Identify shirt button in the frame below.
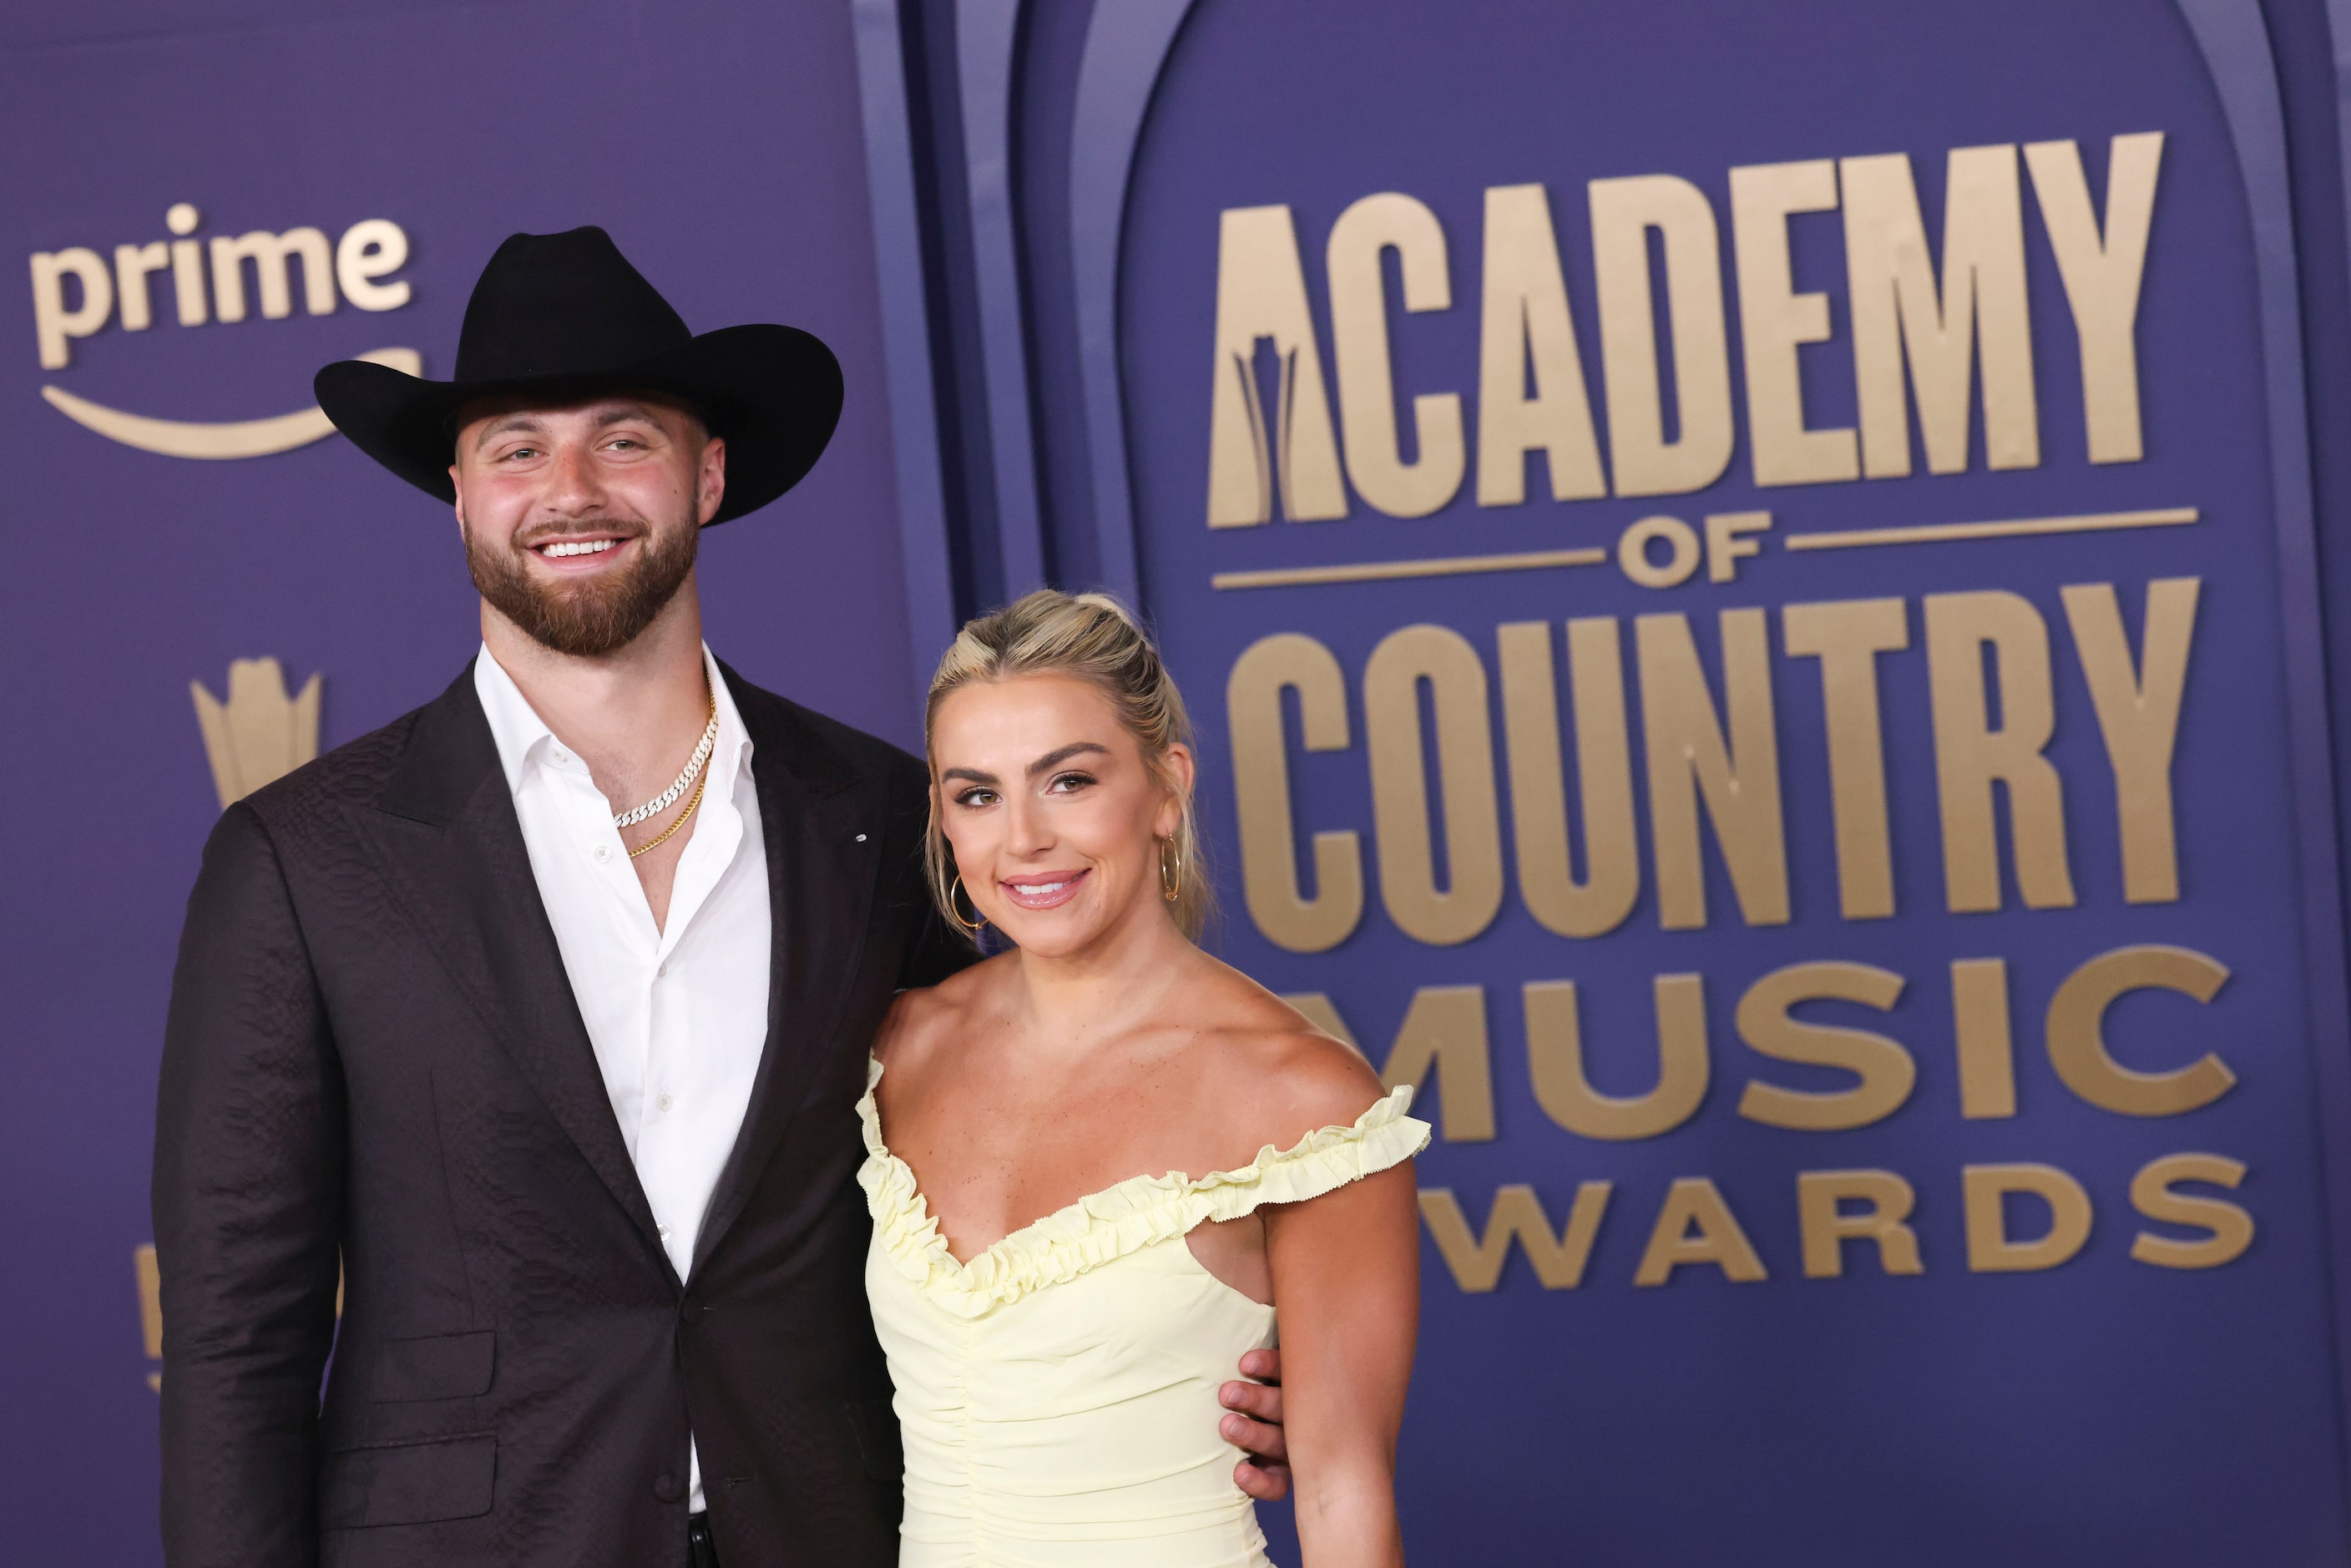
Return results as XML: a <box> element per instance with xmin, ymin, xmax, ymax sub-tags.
<box><xmin>657</xmin><ymin>1094</ymin><xmax>675</xmax><ymax>1113</ymax></box>
<box><xmin>592</xmin><ymin>844</ymin><xmax>611</xmax><ymax>863</ymax></box>
<box><xmin>659</xmin><ymin>1225</ymin><xmax>672</xmax><ymax>1242</ymax></box>
<box><xmin>552</xmin><ymin>748</ymin><xmax>570</xmax><ymax>765</ymax></box>
<box><xmin>657</xmin><ymin>962</ymin><xmax>669</xmax><ymax>978</ymax></box>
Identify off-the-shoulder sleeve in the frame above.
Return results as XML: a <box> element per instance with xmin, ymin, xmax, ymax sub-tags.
<box><xmin>1185</xmin><ymin>1087</ymin><xmax>1429</xmax><ymax>1222</ymax></box>
<box><xmin>857</xmin><ymin>1061</ymin><xmax>1431</xmax><ymax>1318</ymax></box>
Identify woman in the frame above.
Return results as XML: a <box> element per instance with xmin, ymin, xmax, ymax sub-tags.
<box><xmin>862</xmin><ymin>589</ymin><xmax>1426</xmax><ymax>1567</ymax></box>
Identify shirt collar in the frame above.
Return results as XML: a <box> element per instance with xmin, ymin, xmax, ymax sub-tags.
<box><xmin>473</xmin><ymin>643</ymin><xmax>753</xmax><ymax>802</ymax></box>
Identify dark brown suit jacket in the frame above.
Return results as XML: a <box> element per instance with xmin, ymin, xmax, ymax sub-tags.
<box><xmin>153</xmin><ymin>662</ymin><xmax>971</xmax><ymax>1567</ymax></box>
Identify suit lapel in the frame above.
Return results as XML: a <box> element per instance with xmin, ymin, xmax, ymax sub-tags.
<box><xmin>690</xmin><ymin>665</ymin><xmax>882</xmax><ymax>1277</ymax></box>
<box><xmin>362</xmin><ymin>666</ymin><xmax>666</xmax><ymax>1262</ymax></box>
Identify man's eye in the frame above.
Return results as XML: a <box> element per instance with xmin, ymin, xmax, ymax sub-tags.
<box><xmin>503</xmin><ymin>447</ymin><xmax>538</xmax><ymax>461</ymax></box>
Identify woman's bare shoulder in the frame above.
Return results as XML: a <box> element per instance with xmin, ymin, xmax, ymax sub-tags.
<box><xmin>1181</xmin><ymin>958</ymin><xmax>1388</xmax><ymax>1156</ymax></box>
<box><xmin>875</xmin><ymin>950</ymin><xmax>1015</xmax><ymax>1071</ymax></box>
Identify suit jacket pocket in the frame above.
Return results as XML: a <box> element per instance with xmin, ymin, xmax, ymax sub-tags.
<box><xmin>376</xmin><ymin>1330</ymin><xmax>495</xmax><ymax>1401</ymax></box>
<box><xmin>843</xmin><ymin>1398</ymin><xmax>902</xmax><ymax>1484</ymax></box>
<box><xmin>322</xmin><ymin>1433</ymin><xmax>497</xmax><ymax>1528</ymax></box>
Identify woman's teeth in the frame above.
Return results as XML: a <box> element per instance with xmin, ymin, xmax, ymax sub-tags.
<box><xmin>1021</xmin><ymin>879</ymin><xmax>1071</xmax><ymax>894</ymax></box>
<box><xmin>540</xmin><ymin>539</ymin><xmax>615</xmax><ymax>557</ymax></box>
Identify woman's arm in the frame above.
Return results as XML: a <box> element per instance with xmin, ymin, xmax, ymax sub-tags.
<box><xmin>1264</xmin><ymin>1159</ymin><xmax>1420</xmax><ymax>1567</ymax></box>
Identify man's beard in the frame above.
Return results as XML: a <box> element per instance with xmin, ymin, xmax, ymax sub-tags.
<box><xmin>466</xmin><ymin>513</ymin><xmax>700</xmax><ymax>657</ymax></box>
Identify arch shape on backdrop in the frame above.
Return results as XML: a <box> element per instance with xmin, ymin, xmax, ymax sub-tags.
<box><xmin>861</xmin><ymin>0</ymin><xmax>2351</xmax><ymax>1558</ymax></box>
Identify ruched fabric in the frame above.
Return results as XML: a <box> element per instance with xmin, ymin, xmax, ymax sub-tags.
<box><xmin>857</xmin><ymin>1060</ymin><xmax>1429</xmax><ymax>1566</ymax></box>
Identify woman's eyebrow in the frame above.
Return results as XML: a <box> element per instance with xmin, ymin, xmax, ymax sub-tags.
<box><xmin>940</xmin><ymin>766</ymin><xmax>999</xmax><ymax>786</ymax></box>
<box><xmin>1026</xmin><ymin>742</ymin><xmax>1112</xmax><ymax>777</ymax></box>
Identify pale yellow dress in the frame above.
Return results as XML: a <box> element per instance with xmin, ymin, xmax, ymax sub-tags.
<box><xmin>857</xmin><ymin>1060</ymin><xmax>1430</xmax><ymax>1567</ymax></box>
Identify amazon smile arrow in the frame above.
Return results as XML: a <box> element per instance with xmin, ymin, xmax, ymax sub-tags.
<box><xmin>40</xmin><ymin>346</ymin><xmax>420</xmax><ymax>459</ymax></box>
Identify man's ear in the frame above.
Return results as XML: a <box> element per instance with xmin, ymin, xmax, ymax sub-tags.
<box><xmin>699</xmin><ymin>436</ymin><xmax>728</xmax><ymax>525</ymax></box>
<box><xmin>450</xmin><ymin>466</ymin><xmax>467</xmax><ymax>536</ymax></box>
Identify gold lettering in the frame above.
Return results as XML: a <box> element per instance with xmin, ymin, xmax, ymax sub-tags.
<box><xmin>1842</xmin><ymin>145</ymin><xmax>2037</xmax><ymax>477</ymax></box>
<box><xmin>1525</xmin><ymin>974</ymin><xmax>1709</xmax><ymax>1141</ymax></box>
<box><xmin>1588</xmin><ymin>174</ymin><xmax>1734</xmax><ymax>496</ymax></box>
<box><xmin>1950</xmin><ymin>957</ymin><xmax>2018</xmax><ymax>1119</ymax></box>
<box><xmin>1705</xmin><ymin>510</ymin><xmax>1772</xmax><ymax>583</ymax></box>
<box><xmin>1205</xmin><ymin>205</ymin><xmax>1347</xmax><ymax>526</ymax></box>
<box><xmin>1637</xmin><ymin>609</ymin><xmax>1790</xmax><ymax>928</ymax></box>
<box><xmin>1634</xmin><ymin>1177</ymin><xmax>1769</xmax><ymax>1285</ymax></box>
<box><xmin>2061</xmin><ymin>579</ymin><xmax>2198</xmax><ymax>905</ymax></box>
<box><xmin>1497</xmin><ymin>619</ymin><xmax>1638</xmax><ymax>938</ymax></box>
<box><xmin>1304</xmin><ymin>986</ymin><xmax>1496</xmax><ymax>1143</ymax></box>
<box><xmin>1782</xmin><ymin>598</ymin><xmax>1908</xmax><ymax>918</ymax></box>
<box><xmin>1963</xmin><ymin>1162</ymin><xmax>2093</xmax><ymax>1272</ymax></box>
<box><xmin>1365</xmin><ymin>625</ymin><xmax>1504</xmax><ymax>945</ymax></box>
<box><xmin>1418</xmin><ymin>1183</ymin><xmax>1612</xmax><ymax>1291</ymax></box>
<box><xmin>1797</xmin><ymin>1169</ymin><xmax>1924</xmax><ymax>1278</ymax></box>
<box><xmin>2129</xmin><ymin>1153</ymin><xmax>2254</xmax><ymax>1269</ymax></box>
<box><xmin>1226</xmin><ymin>634</ymin><xmax>1363</xmax><ymax>953</ymax></box>
<box><xmin>2045</xmin><ymin>944</ymin><xmax>2234</xmax><ymax>1117</ymax></box>
<box><xmin>1729</xmin><ymin>159</ymin><xmax>1858</xmax><ymax>487</ymax></box>
<box><xmin>135</xmin><ymin>1242</ymin><xmax>163</xmax><ymax>1391</ymax></box>
<box><xmin>1736</xmin><ymin>961</ymin><xmax>1914</xmax><ymax>1131</ymax></box>
<box><xmin>1327</xmin><ymin>193</ymin><xmax>1466</xmax><ymax>518</ymax></box>
<box><xmin>1475</xmin><ymin>184</ymin><xmax>1609</xmax><ymax>506</ymax></box>
<box><xmin>1617</xmin><ymin>513</ymin><xmax>1702</xmax><ymax>589</ymax></box>
<box><xmin>1924</xmin><ymin>590</ymin><xmax>2075</xmax><ymax>912</ymax></box>
<box><xmin>2024</xmin><ymin>133</ymin><xmax>2163</xmax><ymax>464</ymax></box>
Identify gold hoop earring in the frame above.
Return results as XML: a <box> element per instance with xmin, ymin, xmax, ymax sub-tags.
<box><xmin>1160</xmin><ymin>837</ymin><xmax>1182</xmax><ymax>903</ymax></box>
<box><xmin>949</xmin><ymin>875</ymin><xmax>987</xmax><ymax>933</ymax></box>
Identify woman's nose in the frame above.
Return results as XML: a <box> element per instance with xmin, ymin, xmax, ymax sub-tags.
<box><xmin>1003</xmin><ymin>796</ymin><xmax>1054</xmax><ymax>855</ymax></box>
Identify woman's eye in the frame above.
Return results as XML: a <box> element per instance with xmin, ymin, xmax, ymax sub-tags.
<box><xmin>954</xmin><ymin>787</ymin><xmax>999</xmax><ymax>807</ymax></box>
<box><xmin>1046</xmin><ymin>772</ymin><xmax>1095</xmax><ymax>794</ymax></box>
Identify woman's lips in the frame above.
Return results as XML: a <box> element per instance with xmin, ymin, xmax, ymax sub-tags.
<box><xmin>999</xmin><ymin>868</ymin><xmax>1090</xmax><ymax>910</ymax></box>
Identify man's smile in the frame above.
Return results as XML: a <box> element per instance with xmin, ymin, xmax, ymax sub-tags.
<box><xmin>523</xmin><ymin>532</ymin><xmax>638</xmax><ymax>570</ymax></box>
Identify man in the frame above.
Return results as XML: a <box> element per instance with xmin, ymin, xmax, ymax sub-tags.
<box><xmin>153</xmin><ymin>227</ymin><xmax>1289</xmax><ymax>1567</ymax></box>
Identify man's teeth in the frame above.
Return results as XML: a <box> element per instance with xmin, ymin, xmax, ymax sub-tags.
<box><xmin>541</xmin><ymin>539</ymin><xmax>616</xmax><ymax>557</ymax></box>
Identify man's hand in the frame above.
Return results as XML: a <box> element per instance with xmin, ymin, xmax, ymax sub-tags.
<box><xmin>1220</xmin><ymin>1346</ymin><xmax>1290</xmax><ymax>1500</ymax></box>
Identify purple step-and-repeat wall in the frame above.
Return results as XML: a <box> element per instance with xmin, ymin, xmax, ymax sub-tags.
<box><xmin>0</xmin><ymin>3</ymin><xmax>923</xmax><ymax>1562</ymax></box>
<box><xmin>13</xmin><ymin>0</ymin><xmax>2351</xmax><ymax>1562</ymax></box>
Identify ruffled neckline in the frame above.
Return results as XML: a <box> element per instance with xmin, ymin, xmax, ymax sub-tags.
<box><xmin>857</xmin><ymin>1058</ymin><xmax>1428</xmax><ymax>1318</ymax></box>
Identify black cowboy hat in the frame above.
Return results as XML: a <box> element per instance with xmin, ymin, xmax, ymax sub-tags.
<box><xmin>315</xmin><ymin>225</ymin><xmax>842</xmax><ymax>525</ymax></box>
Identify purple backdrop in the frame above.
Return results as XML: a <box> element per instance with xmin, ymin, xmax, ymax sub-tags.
<box><xmin>0</xmin><ymin>3</ymin><xmax>922</xmax><ymax>1560</ymax></box>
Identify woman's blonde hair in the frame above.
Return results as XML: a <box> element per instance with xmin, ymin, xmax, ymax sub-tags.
<box><xmin>924</xmin><ymin>589</ymin><xmax>1211</xmax><ymax>943</ymax></box>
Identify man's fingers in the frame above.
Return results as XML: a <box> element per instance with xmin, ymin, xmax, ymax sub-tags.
<box><xmin>1219</xmin><ymin>1378</ymin><xmax>1282</xmax><ymax>1424</ymax></box>
<box><xmin>1219</xmin><ymin>1410</ymin><xmax>1286</xmax><ymax>1460</ymax></box>
<box><xmin>1234</xmin><ymin>1458</ymin><xmax>1292</xmax><ymax>1502</ymax></box>
<box><xmin>1237</xmin><ymin>1346</ymin><xmax>1282</xmax><ymax>1383</ymax></box>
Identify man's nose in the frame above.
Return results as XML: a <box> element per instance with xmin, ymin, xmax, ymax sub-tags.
<box><xmin>541</xmin><ymin>440</ymin><xmax>608</xmax><ymax>515</ymax></box>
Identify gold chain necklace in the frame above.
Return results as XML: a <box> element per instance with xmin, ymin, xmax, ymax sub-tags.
<box><xmin>614</xmin><ymin>681</ymin><xmax>720</xmax><ymax>828</ymax></box>
<box><xmin>626</xmin><ymin>763</ymin><xmax>708</xmax><ymax>860</ymax></box>
<box><xmin>616</xmin><ymin>677</ymin><xmax>719</xmax><ymax>860</ymax></box>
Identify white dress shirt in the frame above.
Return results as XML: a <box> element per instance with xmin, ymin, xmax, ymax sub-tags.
<box><xmin>474</xmin><ymin>645</ymin><xmax>771</xmax><ymax>1515</ymax></box>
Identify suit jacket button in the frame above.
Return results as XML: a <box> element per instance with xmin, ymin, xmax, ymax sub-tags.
<box><xmin>680</xmin><ymin>1297</ymin><xmax>705</xmax><ymax>1324</ymax></box>
<box><xmin>653</xmin><ymin>1473</ymin><xmax>685</xmax><ymax>1504</ymax></box>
